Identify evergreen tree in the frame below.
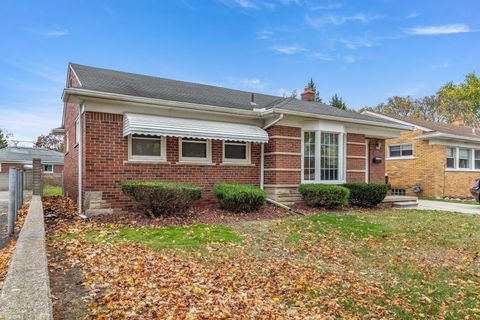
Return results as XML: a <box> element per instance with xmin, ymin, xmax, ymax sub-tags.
<box><xmin>0</xmin><ymin>129</ymin><xmax>10</xmax><ymax>149</ymax></box>
<box><xmin>306</xmin><ymin>78</ymin><xmax>323</xmax><ymax>103</ymax></box>
<box><xmin>330</xmin><ymin>94</ymin><xmax>347</xmax><ymax>110</ymax></box>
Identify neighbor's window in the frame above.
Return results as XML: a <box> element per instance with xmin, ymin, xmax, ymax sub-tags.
<box><xmin>303</xmin><ymin>131</ymin><xmax>316</xmax><ymax>181</ymax></box>
<box><xmin>65</xmin><ymin>132</ymin><xmax>69</xmax><ymax>154</ymax></box>
<box><xmin>43</xmin><ymin>164</ymin><xmax>53</xmax><ymax>173</ymax></box>
<box><xmin>223</xmin><ymin>141</ymin><xmax>250</xmax><ymax>164</ymax></box>
<box><xmin>388</xmin><ymin>144</ymin><xmax>413</xmax><ymax>158</ymax></box>
<box><xmin>459</xmin><ymin>148</ymin><xmax>471</xmax><ymax>169</ymax></box>
<box><xmin>475</xmin><ymin>150</ymin><xmax>480</xmax><ymax>170</ymax></box>
<box><xmin>320</xmin><ymin>132</ymin><xmax>339</xmax><ymax>181</ymax></box>
<box><xmin>446</xmin><ymin>147</ymin><xmax>456</xmax><ymax>169</ymax></box>
<box><xmin>129</xmin><ymin>135</ymin><xmax>166</xmax><ymax>161</ymax></box>
<box><xmin>180</xmin><ymin>138</ymin><xmax>211</xmax><ymax>162</ymax></box>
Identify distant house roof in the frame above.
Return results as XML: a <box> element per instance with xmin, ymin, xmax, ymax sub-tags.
<box><xmin>67</xmin><ymin>63</ymin><xmax>405</xmax><ymax>129</ymax></box>
<box><xmin>0</xmin><ymin>147</ymin><xmax>64</xmax><ymax>165</ymax></box>
<box><xmin>364</xmin><ymin>111</ymin><xmax>480</xmax><ymax>143</ymax></box>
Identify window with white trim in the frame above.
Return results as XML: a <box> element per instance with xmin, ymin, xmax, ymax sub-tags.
<box><xmin>303</xmin><ymin>132</ymin><xmax>316</xmax><ymax>181</ymax></box>
<box><xmin>128</xmin><ymin>135</ymin><xmax>166</xmax><ymax>161</ymax></box>
<box><xmin>320</xmin><ymin>132</ymin><xmax>339</xmax><ymax>181</ymax></box>
<box><xmin>303</xmin><ymin>131</ymin><xmax>344</xmax><ymax>182</ymax></box>
<box><xmin>223</xmin><ymin>141</ymin><xmax>250</xmax><ymax>164</ymax></box>
<box><xmin>180</xmin><ymin>138</ymin><xmax>211</xmax><ymax>162</ymax></box>
<box><xmin>475</xmin><ymin>150</ymin><xmax>480</xmax><ymax>170</ymax></box>
<box><xmin>43</xmin><ymin>164</ymin><xmax>53</xmax><ymax>173</ymax></box>
<box><xmin>388</xmin><ymin>143</ymin><xmax>413</xmax><ymax>158</ymax></box>
<box><xmin>75</xmin><ymin>118</ymin><xmax>80</xmax><ymax>144</ymax></box>
<box><xmin>446</xmin><ymin>147</ymin><xmax>456</xmax><ymax>169</ymax></box>
<box><xmin>459</xmin><ymin>148</ymin><xmax>471</xmax><ymax>169</ymax></box>
<box><xmin>65</xmin><ymin>132</ymin><xmax>69</xmax><ymax>154</ymax></box>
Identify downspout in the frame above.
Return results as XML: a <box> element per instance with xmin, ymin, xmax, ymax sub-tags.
<box><xmin>261</xmin><ymin>114</ymin><xmax>284</xmax><ymax>190</ymax></box>
<box><xmin>77</xmin><ymin>104</ymin><xmax>84</xmax><ymax>213</ymax></box>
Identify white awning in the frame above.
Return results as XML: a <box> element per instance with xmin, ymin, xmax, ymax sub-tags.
<box><xmin>123</xmin><ymin>113</ymin><xmax>269</xmax><ymax>143</ymax></box>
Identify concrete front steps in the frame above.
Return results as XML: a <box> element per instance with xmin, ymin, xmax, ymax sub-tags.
<box><xmin>383</xmin><ymin>195</ymin><xmax>419</xmax><ymax>209</ymax></box>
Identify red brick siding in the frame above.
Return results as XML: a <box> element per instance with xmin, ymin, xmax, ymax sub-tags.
<box><xmin>368</xmin><ymin>138</ymin><xmax>386</xmax><ymax>184</ymax></box>
<box><xmin>0</xmin><ymin>163</ymin><xmax>25</xmax><ymax>172</ymax></box>
<box><xmin>345</xmin><ymin>133</ymin><xmax>367</xmax><ymax>183</ymax></box>
<box><xmin>53</xmin><ymin>165</ymin><xmax>64</xmax><ymax>173</ymax></box>
<box><xmin>264</xmin><ymin>126</ymin><xmax>301</xmax><ymax>185</ymax></box>
<box><xmin>83</xmin><ymin>112</ymin><xmax>261</xmax><ymax>210</ymax></box>
<box><xmin>63</xmin><ymin>103</ymin><xmax>80</xmax><ymax>200</ymax></box>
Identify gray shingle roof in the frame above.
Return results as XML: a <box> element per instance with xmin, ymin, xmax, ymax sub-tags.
<box><xmin>0</xmin><ymin>147</ymin><xmax>63</xmax><ymax>164</ymax></box>
<box><xmin>69</xmin><ymin>63</ymin><xmax>401</xmax><ymax>127</ymax></box>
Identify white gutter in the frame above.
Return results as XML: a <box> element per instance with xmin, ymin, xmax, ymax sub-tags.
<box><xmin>362</xmin><ymin>111</ymin><xmax>430</xmax><ymax>132</ymax></box>
<box><xmin>263</xmin><ymin>113</ymin><xmax>284</xmax><ymax>130</ymax></box>
<box><xmin>416</xmin><ymin>132</ymin><xmax>480</xmax><ymax>143</ymax></box>
<box><xmin>77</xmin><ymin>104</ymin><xmax>84</xmax><ymax>213</ymax></box>
<box><xmin>63</xmin><ymin>88</ymin><xmax>412</xmax><ymax>131</ymax></box>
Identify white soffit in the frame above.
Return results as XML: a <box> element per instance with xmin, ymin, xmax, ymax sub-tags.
<box><xmin>123</xmin><ymin>113</ymin><xmax>269</xmax><ymax>143</ymax></box>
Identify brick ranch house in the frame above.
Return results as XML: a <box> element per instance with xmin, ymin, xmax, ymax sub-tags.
<box><xmin>56</xmin><ymin>63</ymin><xmax>410</xmax><ymax>215</ymax></box>
<box><xmin>364</xmin><ymin>111</ymin><xmax>480</xmax><ymax>199</ymax></box>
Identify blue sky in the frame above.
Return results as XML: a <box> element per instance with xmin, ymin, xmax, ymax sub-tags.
<box><xmin>1</xmin><ymin>0</ymin><xmax>479</xmax><ymax>144</ymax></box>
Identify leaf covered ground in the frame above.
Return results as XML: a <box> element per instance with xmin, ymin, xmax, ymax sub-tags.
<box><xmin>45</xmin><ymin>197</ymin><xmax>480</xmax><ymax>319</ymax></box>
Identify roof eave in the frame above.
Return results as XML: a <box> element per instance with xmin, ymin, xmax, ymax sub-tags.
<box><xmin>417</xmin><ymin>132</ymin><xmax>480</xmax><ymax>143</ymax></box>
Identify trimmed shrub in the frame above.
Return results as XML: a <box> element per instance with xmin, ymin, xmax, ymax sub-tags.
<box><xmin>213</xmin><ymin>183</ymin><xmax>267</xmax><ymax>212</ymax></box>
<box><xmin>121</xmin><ymin>181</ymin><xmax>203</xmax><ymax>217</ymax></box>
<box><xmin>298</xmin><ymin>184</ymin><xmax>350</xmax><ymax>208</ymax></box>
<box><xmin>344</xmin><ymin>183</ymin><xmax>389</xmax><ymax>207</ymax></box>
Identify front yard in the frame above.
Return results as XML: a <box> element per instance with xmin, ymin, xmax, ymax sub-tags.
<box><xmin>46</xmin><ymin>200</ymin><xmax>480</xmax><ymax>319</ymax></box>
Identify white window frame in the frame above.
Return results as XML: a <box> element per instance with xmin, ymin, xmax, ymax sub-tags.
<box><xmin>445</xmin><ymin>146</ymin><xmax>480</xmax><ymax>172</ymax></box>
<box><xmin>387</xmin><ymin>143</ymin><xmax>414</xmax><ymax>160</ymax></box>
<box><xmin>179</xmin><ymin>138</ymin><xmax>212</xmax><ymax>163</ymax></box>
<box><xmin>43</xmin><ymin>164</ymin><xmax>54</xmax><ymax>173</ymax></box>
<box><xmin>65</xmin><ymin>131</ymin><xmax>69</xmax><ymax>154</ymax></box>
<box><xmin>222</xmin><ymin>141</ymin><xmax>251</xmax><ymax>164</ymax></box>
<box><xmin>128</xmin><ymin>135</ymin><xmax>166</xmax><ymax>162</ymax></box>
<box><xmin>446</xmin><ymin>146</ymin><xmax>456</xmax><ymax>169</ymax></box>
<box><xmin>301</xmin><ymin>130</ymin><xmax>345</xmax><ymax>184</ymax></box>
<box><xmin>75</xmin><ymin>117</ymin><xmax>80</xmax><ymax>145</ymax></box>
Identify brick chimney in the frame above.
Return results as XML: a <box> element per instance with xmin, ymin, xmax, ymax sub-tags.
<box><xmin>301</xmin><ymin>87</ymin><xmax>315</xmax><ymax>102</ymax></box>
<box><xmin>453</xmin><ymin>115</ymin><xmax>464</xmax><ymax>126</ymax></box>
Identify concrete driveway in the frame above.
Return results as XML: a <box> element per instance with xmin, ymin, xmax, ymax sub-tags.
<box><xmin>417</xmin><ymin>199</ymin><xmax>480</xmax><ymax>215</ymax></box>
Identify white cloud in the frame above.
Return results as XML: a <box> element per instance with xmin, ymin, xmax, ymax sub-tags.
<box><xmin>306</xmin><ymin>12</ymin><xmax>383</xmax><ymax>28</ymax></box>
<box><xmin>234</xmin><ymin>0</ymin><xmax>257</xmax><ymax>8</ymax></box>
<box><xmin>406</xmin><ymin>12</ymin><xmax>419</xmax><ymax>19</ymax></box>
<box><xmin>308</xmin><ymin>2</ymin><xmax>342</xmax><ymax>10</ymax></box>
<box><xmin>272</xmin><ymin>45</ymin><xmax>306</xmax><ymax>54</ymax></box>
<box><xmin>311</xmin><ymin>52</ymin><xmax>334</xmax><ymax>61</ymax></box>
<box><xmin>430</xmin><ymin>63</ymin><xmax>449</xmax><ymax>69</ymax></box>
<box><xmin>240</xmin><ymin>78</ymin><xmax>267</xmax><ymax>89</ymax></box>
<box><xmin>278</xmin><ymin>0</ymin><xmax>300</xmax><ymax>5</ymax></box>
<box><xmin>340</xmin><ymin>38</ymin><xmax>374</xmax><ymax>50</ymax></box>
<box><xmin>406</xmin><ymin>24</ymin><xmax>471</xmax><ymax>35</ymax></box>
<box><xmin>219</xmin><ymin>0</ymin><xmax>276</xmax><ymax>9</ymax></box>
<box><xmin>257</xmin><ymin>30</ymin><xmax>273</xmax><ymax>39</ymax></box>
<box><xmin>344</xmin><ymin>55</ymin><xmax>356</xmax><ymax>63</ymax></box>
<box><xmin>38</xmin><ymin>27</ymin><xmax>69</xmax><ymax>37</ymax></box>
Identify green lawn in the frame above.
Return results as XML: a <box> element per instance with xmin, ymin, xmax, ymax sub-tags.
<box><xmin>43</xmin><ymin>186</ymin><xmax>63</xmax><ymax>196</ymax></box>
<box><xmin>50</xmin><ymin>209</ymin><xmax>480</xmax><ymax>319</ymax></box>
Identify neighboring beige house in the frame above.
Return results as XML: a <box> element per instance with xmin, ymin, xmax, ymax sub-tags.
<box><xmin>364</xmin><ymin>111</ymin><xmax>480</xmax><ymax>199</ymax></box>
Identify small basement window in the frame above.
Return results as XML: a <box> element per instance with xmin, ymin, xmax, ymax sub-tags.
<box><xmin>388</xmin><ymin>144</ymin><xmax>413</xmax><ymax>158</ymax></box>
<box><xmin>128</xmin><ymin>135</ymin><xmax>166</xmax><ymax>161</ymax></box>
<box><xmin>180</xmin><ymin>138</ymin><xmax>211</xmax><ymax>163</ymax></box>
<box><xmin>223</xmin><ymin>141</ymin><xmax>250</xmax><ymax>164</ymax></box>
<box><xmin>391</xmin><ymin>188</ymin><xmax>406</xmax><ymax>196</ymax></box>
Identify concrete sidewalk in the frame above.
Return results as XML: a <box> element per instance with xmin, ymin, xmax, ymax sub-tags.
<box><xmin>417</xmin><ymin>200</ymin><xmax>480</xmax><ymax>215</ymax></box>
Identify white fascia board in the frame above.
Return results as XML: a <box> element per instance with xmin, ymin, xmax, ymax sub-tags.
<box><xmin>418</xmin><ymin>132</ymin><xmax>480</xmax><ymax>144</ymax></box>
<box><xmin>267</xmin><ymin>108</ymin><xmax>412</xmax><ymax>131</ymax></box>
<box><xmin>362</xmin><ymin>111</ymin><xmax>430</xmax><ymax>131</ymax></box>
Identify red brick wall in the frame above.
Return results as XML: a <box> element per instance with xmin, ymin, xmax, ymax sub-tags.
<box><xmin>53</xmin><ymin>165</ymin><xmax>64</xmax><ymax>173</ymax></box>
<box><xmin>368</xmin><ymin>138</ymin><xmax>386</xmax><ymax>184</ymax></box>
<box><xmin>0</xmin><ymin>163</ymin><xmax>25</xmax><ymax>172</ymax></box>
<box><xmin>63</xmin><ymin>102</ymin><xmax>80</xmax><ymax>200</ymax></box>
<box><xmin>83</xmin><ymin>112</ymin><xmax>261</xmax><ymax>210</ymax></box>
<box><xmin>264</xmin><ymin>126</ymin><xmax>302</xmax><ymax>186</ymax></box>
